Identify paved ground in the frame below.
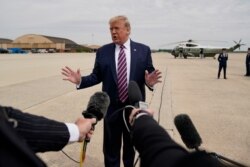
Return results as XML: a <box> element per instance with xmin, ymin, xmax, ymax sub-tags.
<box><xmin>0</xmin><ymin>52</ymin><xmax>249</xmax><ymax>166</ymax></box>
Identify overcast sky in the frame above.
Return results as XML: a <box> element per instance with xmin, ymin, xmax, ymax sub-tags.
<box><xmin>1</xmin><ymin>0</ymin><xmax>250</xmax><ymax>50</ymax></box>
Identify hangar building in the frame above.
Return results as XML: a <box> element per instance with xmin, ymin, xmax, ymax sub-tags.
<box><xmin>0</xmin><ymin>38</ymin><xmax>13</xmax><ymax>49</ymax></box>
<box><xmin>0</xmin><ymin>34</ymin><xmax>88</xmax><ymax>52</ymax></box>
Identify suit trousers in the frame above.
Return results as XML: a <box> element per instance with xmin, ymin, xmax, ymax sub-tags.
<box><xmin>218</xmin><ymin>65</ymin><xmax>227</xmax><ymax>78</ymax></box>
<box><xmin>246</xmin><ymin>63</ymin><xmax>250</xmax><ymax>76</ymax></box>
<box><xmin>103</xmin><ymin>101</ymin><xmax>135</xmax><ymax>167</ymax></box>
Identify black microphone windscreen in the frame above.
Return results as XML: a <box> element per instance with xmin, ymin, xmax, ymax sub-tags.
<box><xmin>83</xmin><ymin>92</ymin><xmax>110</xmax><ymax>121</ymax></box>
<box><xmin>174</xmin><ymin>114</ymin><xmax>202</xmax><ymax>149</ymax></box>
<box><xmin>128</xmin><ymin>81</ymin><xmax>143</xmax><ymax>106</ymax></box>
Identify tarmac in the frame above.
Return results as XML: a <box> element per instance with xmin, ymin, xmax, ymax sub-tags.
<box><xmin>0</xmin><ymin>52</ymin><xmax>249</xmax><ymax>166</ymax></box>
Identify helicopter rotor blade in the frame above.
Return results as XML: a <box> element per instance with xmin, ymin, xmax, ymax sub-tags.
<box><xmin>197</xmin><ymin>40</ymin><xmax>228</xmax><ymax>43</ymax></box>
<box><xmin>160</xmin><ymin>40</ymin><xmax>190</xmax><ymax>46</ymax></box>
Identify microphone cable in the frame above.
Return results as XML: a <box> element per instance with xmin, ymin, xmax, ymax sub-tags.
<box><xmin>61</xmin><ymin>150</ymin><xmax>80</xmax><ymax>164</ymax></box>
<box><xmin>122</xmin><ymin>105</ymin><xmax>136</xmax><ymax>133</ymax></box>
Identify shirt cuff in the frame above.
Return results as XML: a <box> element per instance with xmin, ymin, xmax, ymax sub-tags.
<box><xmin>65</xmin><ymin>123</ymin><xmax>80</xmax><ymax>143</ymax></box>
<box><xmin>136</xmin><ymin>112</ymin><xmax>149</xmax><ymax>119</ymax></box>
<box><xmin>146</xmin><ymin>82</ymin><xmax>154</xmax><ymax>90</ymax></box>
<box><xmin>76</xmin><ymin>78</ymin><xmax>82</xmax><ymax>89</ymax></box>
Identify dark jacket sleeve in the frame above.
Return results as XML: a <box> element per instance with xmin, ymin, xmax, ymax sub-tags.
<box><xmin>146</xmin><ymin>45</ymin><xmax>155</xmax><ymax>74</ymax></box>
<box><xmin>3</xmin><ymin>106</ymin><xmax>70</xmax><ymax>153</ymax></box>
<box><xmin>132</xmin><ymin>115</ymin><xmax>228</xmax><ymax>167</ymax></box>
<box><xmin>79</xmin><ymin>49</ymin><xmax>102</xmax><ymax>89</ymax></box>
<box><xmin>145</xmin><ymin>46</ymin><xmax>155</xmax><ymax>91</ymax></box>
<box><xmin>218</xmin><ymin>54</ymin><xmax>222</xmax><ymax>62</ymax></box>
<box><xmin>131</xmin><ymin>115</ymin><xmax>188</xmax><ymax>167</ymax></box>
<box><xmin>246</xmin><ymin>54</ymin><xmax>250</xmax><ymax>64</ymax></box>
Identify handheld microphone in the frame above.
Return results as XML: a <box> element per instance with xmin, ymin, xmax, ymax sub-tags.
<box><xmin>82</xmin><ymin>91</ymin><xmax>110</xmax><ymax>142</ymax></box>
<box><xmin>174</xmin><ymin>114</ymin><xmax>202</xmax><ymax>150</ymax></box>
<box><xmin>120</xmin><ymin>81</ymin><xmax>149</xmax><ymax>133</ymax></box>
<box><xmin>82</xmin><ymin>91</ymin><xmax>110</xmax><ymax>121</ymax></box>
<box><xmin>108</xmin><ymin>81</ymin><xmax>144</xmax><ymax>121</ymax></box>
<box><xmin>80</xmin><ymin>92</ymin><xmax>110</xmax><ymax>166</ymax></box>
<box><xmin>174</xmin><ymin>114</ymin><xmax>248</xmax><ymax>167</ymax></box>
<box><xmin>128</xmin><ymin>81</ymin><xmax>148</xmax><ymax>109</ymax></box>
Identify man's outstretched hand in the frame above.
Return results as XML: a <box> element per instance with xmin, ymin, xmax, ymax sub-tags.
<box><xmin>61</xmin><ymin>66</ymin><xmax>81</xmax><ymax>85</ymax></box>
<box><xmin>145</xmin><ymin>69</ymin><xmax>162</xmax><ymax>87</ymax></box>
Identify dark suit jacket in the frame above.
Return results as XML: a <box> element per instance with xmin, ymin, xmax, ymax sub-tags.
<box><xmin>78</xmin><ymin>40</ymin><xmax>155</xmax><ymax>116</ymax></box>
<box><xmin>246</xmin><ymin>53</ymin><xmax>250</xmax><ymax>64</ymax></box>
<box><xmin>218</xmin><ymin>53</ymin><xmax>228</xmax><ymax>66</ymax></box>
<box><xmin>132</xmin><ymin>115</ymin><xmax>224</xmax><ymax>167</ymax></box>
<box><xmin>0</xmin><ymin>106</ymin><xmax>70</xmax><ymax>153</ymax></box>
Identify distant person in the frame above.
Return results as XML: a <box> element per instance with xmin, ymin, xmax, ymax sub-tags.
<box><xmin>200</xmin><ymin>48</ymin><xmax>204</xmax><ymax>59</ymax></box>
<box><xmin>61</xmin><ymin>15</ymin><xmax>162</xmax><ymax>167</ymax></box>
<box><xmin>245</xmin><ymin>48</ymin><xmax>250</xmax><ymax>76</ymax></box>
<box><xmin>0</xmin><ymin>105</ymin><xmax>95</xmax><ymax>167</ymax></box>
<box><xmin>217</xmin><ymin>48</ymin><xmax>228</xmax><ymax>79</ymax></box>
<box><xmin>179</xmin><ymin>48</ymin><xmax>183</xmax><ymax>58</ymax></box>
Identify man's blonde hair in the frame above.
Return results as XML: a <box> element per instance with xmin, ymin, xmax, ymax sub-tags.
<box><xmin>109</xmin><ymin>15</ymin><xmax>131</xmax><ymax>31</ymax></box>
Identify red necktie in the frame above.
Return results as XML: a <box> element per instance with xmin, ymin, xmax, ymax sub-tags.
<box><xmin>117</xmin><ymin>45</ymin><xmax>128</xmax><ymax>102</ymax></box>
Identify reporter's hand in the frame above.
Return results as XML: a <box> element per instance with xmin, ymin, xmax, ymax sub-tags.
<box><xmin>61</xmin><ymin>66</ymin><xmax>81</xmax><ymax>85</ymax></box>
<box><xmin>129</xmin><ymin>109</ymin><xmax>155</xmax><ymax>125</ymax></box>
<box><xmin>75</xmin><ymin>117</ymin><xmax>96</xmax><ymax>142</ymax></box>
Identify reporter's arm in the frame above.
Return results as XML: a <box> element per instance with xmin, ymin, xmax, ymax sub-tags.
<box><xmin>5</xmin><ymin>106</ymin><xmax>96</xmax><ymax>152</ymax></box>
<box><xmin>132</xmin><ymin>114</ymin><xmax>188</xmax><ymax>167</ymax></box>
<box><xmin>131</xmin><ymin>111</ymin><xmax>227</xmax><ymax>167</ymax></box>
<box><xmin>5</xmin><ymin>106</ymin><xmax>70</xmax><ymax>153</ymax></box>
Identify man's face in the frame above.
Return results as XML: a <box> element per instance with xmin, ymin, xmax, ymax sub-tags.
<box><xmin>110</xmin><ymin>20</ymin><xmax>130</xmax><ymax>45</ymax></box>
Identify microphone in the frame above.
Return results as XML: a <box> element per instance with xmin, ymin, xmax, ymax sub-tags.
<box><xmin>82</xmin><ymin>91</ymin><xmax>110</xmax><ymax>142</ymax></box>
<box><xmin>174</xmin><ymin>114</ymin><xmax>248</xmax><ymax>167</ymax></box>
<box><xmin>108</xmin><ymin>81</ymin><xmax>144</xmax><ymax>121</ymax></box>
<box><xmin>128</xmin><ymin>81</ymin><xmax>148</xmax><ymax>109</ymax></box>
<box><xmin>174</xmin><ymin>114</ymin><xmax>202</xmax><ymax>150</ymax></box>
<box><xmin>80</xmin><ymin>92</ymin><xmax>110</xmax><ymax>166</ymax></box>
<box><xmin>82</xmin><ymin>91</ymin><xmax>110</xmax><ymax>121</ymax></box>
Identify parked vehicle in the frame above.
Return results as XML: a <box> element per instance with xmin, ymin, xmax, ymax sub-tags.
<box><xmin>0</xmin><ymin>48</ymin><xmax>9</xmax><ymax>53</ymax></box>
<box><xmin>8</xmin><ymin>48</ymin><xmax>27</xmax><ymax>54</ymax></box>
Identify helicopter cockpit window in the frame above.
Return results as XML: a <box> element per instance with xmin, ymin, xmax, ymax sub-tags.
<box><xmin>186</xmin><ymin>44</ymin><xmax>197</xmax><ymax>47</ymax></box>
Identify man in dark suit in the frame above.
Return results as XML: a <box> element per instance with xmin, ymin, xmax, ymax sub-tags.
<box><xmin>200</xmin><ymin>48</ymin><xmax>204</xmax><ymax>59</ymax></box>
<box><xmin>62</xmin><ymin>15</ymin><xmax>161</xmax><ymax>167</ymax></box>
<box><xmin>217</xmin><ymin>48</ymin><xmax>228</xmax><ymax>79</ymax></box>
<box><xmin>245</xmin><ymin>48</ymin><xmax>250</xmax><ymax>76</ymax></box>
<box><xmin>0</xmin><ymin>105</ymin><xmax>95</xmax><ymax>166</ymax></box>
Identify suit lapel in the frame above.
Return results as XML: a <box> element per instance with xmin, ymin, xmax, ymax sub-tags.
<box><xmin>130</xmin><ymin>41</ymin><xmax>137</xmax><ymax>80</ymax></box>
<box><xmin>110</xmin><ymin>44</ymin><xmax>117</xmax><ymax>84</ymax></box>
